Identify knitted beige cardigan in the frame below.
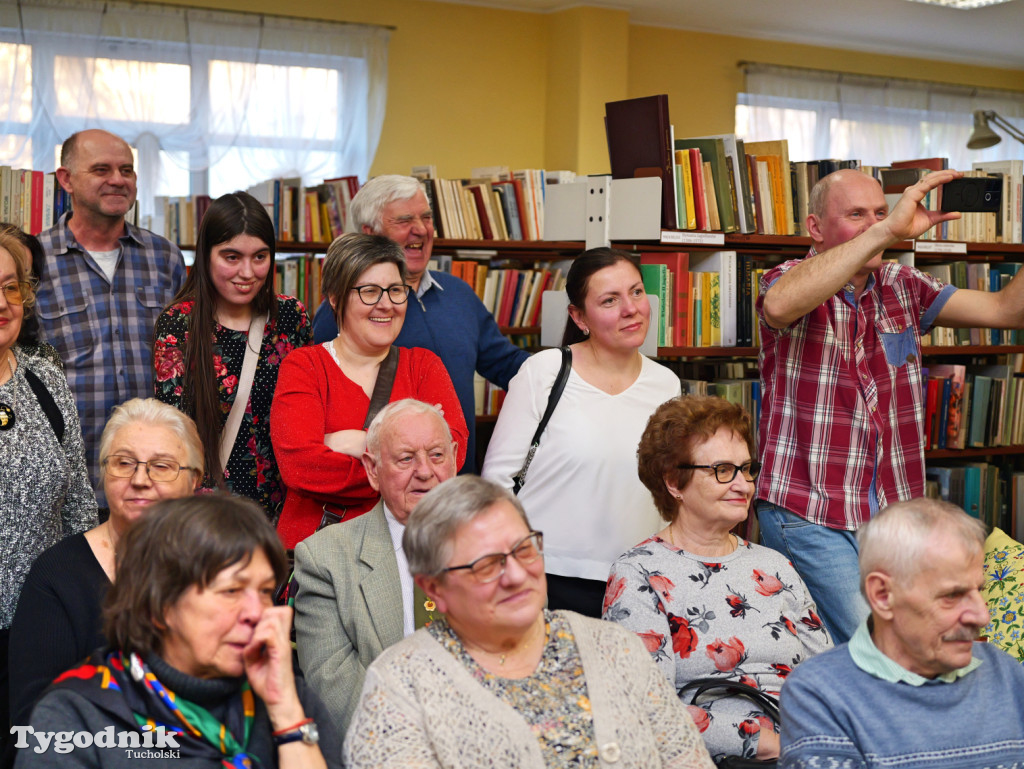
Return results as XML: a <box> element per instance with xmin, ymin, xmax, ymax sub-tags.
<box><xmin>343</xmin><ymin>611</ymin><xmax>716</xmax><ymax>768</ymax></box>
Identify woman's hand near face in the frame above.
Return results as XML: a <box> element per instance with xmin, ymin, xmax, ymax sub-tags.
<box><xmin>323</xmin><ymin>428</ymin><xmax>367</xmax><ymax>458</ymax></box>
<box><xmin>243</xmin><ymin>605</ymin><xmax>302</xmax><ymax>723</ymax></box>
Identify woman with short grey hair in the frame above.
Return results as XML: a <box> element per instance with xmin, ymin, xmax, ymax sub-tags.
<box><xmin>344</xmin><ymin>475</ymin><xmax>715</xmax><ymax>769</ymax></box>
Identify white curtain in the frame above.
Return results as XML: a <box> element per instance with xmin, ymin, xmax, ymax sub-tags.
<box><xmin>737</xmin><ymin>63</ymin><xmax>1024</xmax><ymax>169</ymax></box>
<box><xmin>0</xmin><ymin>0</ymin><xmax>390</xmax><ymax>219</ymax></box>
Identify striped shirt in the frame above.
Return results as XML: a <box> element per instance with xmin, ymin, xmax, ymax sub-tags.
<box><xmin>35</xmin><ymin>212</ymin><xmax>186</xmax><ymax>502</ymax></box>
<box><xmin>755</xmin><ymin>250</ymin><xmax>956</xmax><ymax>531</ymax></box>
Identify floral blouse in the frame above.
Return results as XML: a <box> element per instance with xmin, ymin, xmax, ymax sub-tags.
<box><xmin>603</xmin><ymin>536</ymin><xmax>832</xmax><ymax>761</ymax></box>
<box><xmin>153</xmin><ymin>296</ymin><xmax>310</xmax><ymax>523</ymax></box>
<box><xmin>429</xmin><ymin>611</ymin><xmax>599</xmax><ymax>768</ymax></box>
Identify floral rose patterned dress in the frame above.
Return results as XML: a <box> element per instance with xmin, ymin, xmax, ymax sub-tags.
<box><xmin>153</xmin><ymin>296</ymin><xmax>310</xmax><ymax>523</ymax></box>
<box><xmin>603</xmin><ymin>535</ymin><xmax>832</xmax><ymax>761</ymax></box>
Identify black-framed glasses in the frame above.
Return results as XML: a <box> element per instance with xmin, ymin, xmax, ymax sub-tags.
<box><xmin>351</xmin><ymin>284</ymin><xmax>411</xmax><ymax>305</ymax></box>
<box><xmin>677</xmin><ymin>461</ymin><xmax>762</xmax><ymax>484</ymax></box>
<box><xmin>442</xmin><ymin>531</ymin><xmax>544</xmax><ymax>584</ymax></box>
<box><xmin>0</xmin><ymin>280</ymin><xmax>33</xmax><ymax>306</ymax></box>
<box><xmin>102</xmin><ymin>455</ymin><xmax>197</xmax><ymax>483</ymax></box>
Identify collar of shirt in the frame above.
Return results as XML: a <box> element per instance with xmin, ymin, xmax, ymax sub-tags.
<box><xmin>849</xmin><ymin>617</ymin><xmax>982</xmax><ymax>685</ymax></box>
<box><xmin>56</xmin><ymin>211</ymin><xmax>143</xmax><ymax>255</ymax></box>
<box><xmin>415</xmin><ymin>269</ymin><xmax>444</xmax><ymax>300</ymax></box>
<box><xmin>382</xmin><ymin>502</ymin><xmax>405</xmax><ymax>552</ymax></box>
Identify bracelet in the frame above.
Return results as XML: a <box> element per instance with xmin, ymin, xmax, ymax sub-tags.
<box><xmin>272</xmin><ymin>717</ymin><xmax>313</xmax><ymax>737</ymax></box>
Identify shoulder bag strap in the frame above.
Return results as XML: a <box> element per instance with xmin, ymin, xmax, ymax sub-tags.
<box><xmin>24</xmin><ymin>367</ymin><xmax>65</xmax><ymax>443</ymax></box>
<box><xmin>512</xmin><ymin>346</ymin><xmax>572</xmax><ymax>495</ymax></box>
<box><xmin>678</xmin><ymin>676</ymin><xmax>780</xmax><ymax>725</ymax></box>
<box><xmin>219</xmin><ymin>314</ymin><xmax>267</xmax><ymax>472</ymax></box>
<box><xmin>362</xmin><ymin>346</ymin><xmax>400</xmax><ymax>430</ymax></box>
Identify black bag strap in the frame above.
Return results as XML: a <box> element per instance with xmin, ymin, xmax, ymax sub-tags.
<box><xmin>512</xmin><ymin>346</ymin><xmax>572</xmax><ymax>495</ymax></box>
<box><xmin>362</xmin><ymin>346</ymin><xmax>400</xmax><ymax>430</ymax></box>
<box><xmin>24</xmin><ymin>368</ymin><xmax>65</xmax><ymax>443</ymax></box>
<box><xmin>678</xmin><ymin>677</ymin><xmax>780</xmax><ymax>725</ymax></box>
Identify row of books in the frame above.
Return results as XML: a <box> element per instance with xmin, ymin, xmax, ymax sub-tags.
<box><xmin>0</xmin><ymin>166</ymin><xmax>71</xmax><ymax>235</ymax></box>
<box><xmin>433</xmin><ymin>251</ymin><xmax>567</xmax><ymax>329</ymax></box>
<box><xmin>412</xmin><ymin>165</ymin><xmax>576</xmax><ymax>242</ymax></box>
<box><xmin>638</xmin><ymin>251</ymin><xmax>766</xmax><ymax>349</ymax></box>
<box><xmin>155</xmin><ymin>176</ymin><xmax>362</xmax><ymax>246</ymax></box>
<box><xmin>603</xmin><ymin>93</ymin><xmax>1024</xmax><ymax>244</ymax></box>
<box><xmin>473</xmin><ymin>373</ymin><xmax>506</xmax><ymax>417</ymax></box>
<box><xmin>271</xmin><ymin>254</ymin><xmax>324</xmax><ymax>312</ymax></box>
<box><xmin>919</xmin><ymin>261</ymin><xmax>1023</xmax><ymax>346</ymax></box>
<box><xmin>925</xmin><ymin>461</ymin><xmax>1006</xmax><ymax>530</ymax></box>
<box><xmin>922</xmin><ymin>358</ymin><xmax>1024</xmax><ymax>452</ymax></box>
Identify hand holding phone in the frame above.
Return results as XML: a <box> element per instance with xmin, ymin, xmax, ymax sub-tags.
<box><xmin>940</xmin><ymin>177</ymin><xmax>1002</xmax><ymax>213</ymax></box>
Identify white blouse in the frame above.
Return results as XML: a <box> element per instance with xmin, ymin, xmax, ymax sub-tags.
<box><xmin>482</xmin><ymin>348</ymin><xmax>681</xmax><ymax>581</ymax></box>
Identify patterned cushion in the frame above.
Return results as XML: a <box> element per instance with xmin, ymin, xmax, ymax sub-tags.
<box><xmin>982</xmin><ymin>527</ymin><xmax>1024</xmax><ymax>663</ymax></box>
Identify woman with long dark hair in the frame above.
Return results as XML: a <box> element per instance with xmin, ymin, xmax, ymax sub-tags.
<box><xmin>482</xmin><ymin>248</ymin><xmax>681</xmax><ymax>618</ymax></box>
<box><xmin>153</xmin><ymin>191</ymin><xmax>310</xmax><ymax>522</ymax></box>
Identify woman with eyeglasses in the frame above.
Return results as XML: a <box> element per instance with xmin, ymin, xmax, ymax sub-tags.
<box><xmin>0</xmin><ymin>228</ymin><xmax>96</xmax><ymax>757</ymax></box>
<box><xmin>602</xmin><ymin>396</ymin><xmax>832</xmax><ymax>763</ymax></box>
<box><xmin>344</xmin><ymin>475</ymin><xmax>715</xmax><ymax>769</ymax></box>
<box><xmin>8</xmin><ymin>397</ymin><xmax>202</xmax><ymax>732</ymax></box>
<box><xmin>153</xmin><ymin>191</ymin><xmax>310</xmax><ymax>524</ymax></box>
<box><xmin>271</xmin><ymin>233</ymin><xmax>467</xmax><ymax>549</ymax></box>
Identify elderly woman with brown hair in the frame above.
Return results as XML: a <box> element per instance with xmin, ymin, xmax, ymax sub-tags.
<box><xmin>15</xmin><ymin>494</ymin><xmax>340</xmax><ymax>769</ymax></box>
<box><xmin>344</xmin><ymin>475</ymin><xmax>715</xmax><ymax>769</ymax></box>
<box><xmin>602</xmin><ymin>396</ymin><xmax>831</xmax><ymax>763</ymax></box>
<box><xmin>271</xmin><ymin>233</ymin><xmax>467</xmax><ymax>549</ymax></box>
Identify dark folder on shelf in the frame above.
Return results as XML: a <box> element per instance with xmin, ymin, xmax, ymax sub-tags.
<box><xmin>605</xmin><ymin>94</ymin><xmax>677</xmax><ymax>231</ymax></box>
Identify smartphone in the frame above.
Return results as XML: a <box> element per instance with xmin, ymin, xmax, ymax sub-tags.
<box><xmin>940</xmin><ymin>177</ymin><xmax>1002</xmax><ymax>213</ymax></box>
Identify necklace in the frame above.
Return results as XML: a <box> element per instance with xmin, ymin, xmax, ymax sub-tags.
<box><xmin>466</xmin><ymin>616</ymin><xmax>546</xmax><ymax>666</ymax></box>
<box><xmin>0</xmin><ymin>352</ymin><xmax>16</xmax><ymax>430</ymax></box>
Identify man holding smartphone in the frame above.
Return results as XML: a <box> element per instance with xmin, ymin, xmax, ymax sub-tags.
<box><xmin>755</xmin><ymin>168</ymin><xmax>1024</xmax><ymax>645</ymax></box>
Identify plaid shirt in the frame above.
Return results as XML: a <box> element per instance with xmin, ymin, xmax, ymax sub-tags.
<box><xmin>35</xmin><ymin>213</ymin><xmax>186</xmax><ymax>501</ymax></box>
<box><xmin>756</xmin><ymin>250</ymin><xmax>956</xmax><ymax>531</ymax></box>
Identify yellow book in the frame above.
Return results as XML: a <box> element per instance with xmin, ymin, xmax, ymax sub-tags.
<box><xmin>675</xmin><ymin>150</ymin><xmax>697</xmax><ymax>230</ymax></box>
<box><xmin>701</xmin><ymin>271</ymin><xmax>712</xmax><ymax>347</ymax></box>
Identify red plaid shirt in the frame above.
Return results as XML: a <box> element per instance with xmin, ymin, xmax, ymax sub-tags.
<box><xmin>756</xmin><ymin>250</ymin><xmax>956</xmax><ymax>530</ymax></box>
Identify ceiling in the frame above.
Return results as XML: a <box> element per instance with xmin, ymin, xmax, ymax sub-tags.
<box><xmin>443</xmin><ymin>0</ymin><xmax>1024</xmax><ymax>70</ymax></box>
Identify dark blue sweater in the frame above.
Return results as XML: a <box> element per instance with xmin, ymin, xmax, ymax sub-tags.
<box><xmin>780</xmin><ymin>640</ymin><xmax>1024</xmax><ymax>768</ymax></box>
<box><xmin>313</xmin><ymin>271</ymin><xmax>529</xmax><ymax>471</ymax></box>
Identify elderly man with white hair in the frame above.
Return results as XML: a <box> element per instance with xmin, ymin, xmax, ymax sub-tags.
<box><xmin>779</xmin><ymin>497</ymin><xmax>1024</xmax><ymax>769</ymax></box>
<box><xmin>292</xmin><ymin>399</ymin><xmax>459</xmax><ymax>734</ymax></box>
<box><xmin>311</xmin><ymin>175</ymin><xmax>529</xmax><ymax>471</ymax></box>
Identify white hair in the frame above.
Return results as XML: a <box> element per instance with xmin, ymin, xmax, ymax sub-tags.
<box><xmin>348</xmin><ymin>175</ymin><xmax>426</xmax><ymax>233</ymax></box>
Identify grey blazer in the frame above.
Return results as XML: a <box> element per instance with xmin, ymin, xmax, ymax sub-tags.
<box><xmin>293</xmin><ymin>501</ymin><xmax>405</xmax><ymax>734</ymax></box>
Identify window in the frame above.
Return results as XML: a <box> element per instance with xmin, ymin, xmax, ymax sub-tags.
<box><xmin>0</xmin><ymin>0</ymin><xmax>389</xmax><ymax>223</ymax></box>
<box><xmin>737</xmin><ymin>63</ymin><xmax>1024</xmax><ymax>169</ymax></box>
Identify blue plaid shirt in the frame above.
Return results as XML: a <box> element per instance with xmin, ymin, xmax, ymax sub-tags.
<box><xmin>35</xmin><ymin>213</ymin><xmax>186</xmax><ymax>503</ymax></box>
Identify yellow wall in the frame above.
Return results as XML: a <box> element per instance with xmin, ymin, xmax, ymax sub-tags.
<box><xmin>135</xmin><ymin>0</ymin><xmax>1024</xmax><ymax>178</ymax></box>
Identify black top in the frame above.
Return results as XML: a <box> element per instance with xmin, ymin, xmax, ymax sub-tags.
<box><xmin>8</xmin><ymin>532</ymin><xmax>109</xmax><ymax>725</ymax></box>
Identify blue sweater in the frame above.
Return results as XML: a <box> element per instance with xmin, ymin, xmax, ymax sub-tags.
<box><xmin>780</xmin><ymin>641</ymin><xmax>1024</xmax><ymax>769</ymax></box>
<box><xmin>312</xmin><ymin>271</ymin><xmax>530</xmax><ymax>471</ymax></box>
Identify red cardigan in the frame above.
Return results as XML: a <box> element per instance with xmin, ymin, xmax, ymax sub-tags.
<box><xmin>271</xmin><ymin>344</ymin><xmax>467</xmax><ymax>548</ymax></box>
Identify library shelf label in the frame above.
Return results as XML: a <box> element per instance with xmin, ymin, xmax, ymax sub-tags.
<box><xmin>915</xmin><ymin>240</ymin><xmax>967</xmax><ymax>254</ymax></box>
<box><xmin>660</xmin><ymin>231</ymin><xmax>726</xmax><ymax>246</ymax></box>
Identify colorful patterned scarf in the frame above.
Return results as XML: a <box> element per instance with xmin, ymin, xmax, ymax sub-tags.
<box><xmin>52</xmin><ymin>649</ymin><xmax>255</xmax><ymax>768</ymax></box>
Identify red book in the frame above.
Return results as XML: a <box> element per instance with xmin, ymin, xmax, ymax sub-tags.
<box><xmin>29</xmin><ymin>170</ymin><xmax>44</xmax><ymax>235</ymax></box>
<box><xmin>497</xmin><ymin>270</ymin><xmax>519</xmax><ymax>326</ymax></box>
<box><xmin>641</xmin><ymin>252</ymin><xmax>690</xmax><ymax>347</ymax></box>
<box><xmin>466</xmin><ymin>185</ymin><xmax>494</xmax><ymax>240</ymax></box>
<box><xmin>924</xmin><ymin>377</ymin><xmax>941</xmax><ymax>449</ymax></box>
<box><xmin>689</xmin><ymin>149</ymin><xmax>709</xmax><ymax>231</ymax></box>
